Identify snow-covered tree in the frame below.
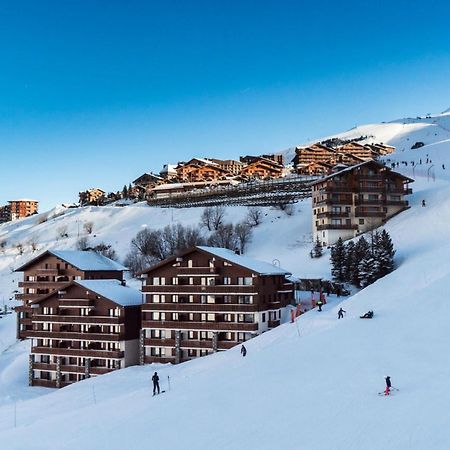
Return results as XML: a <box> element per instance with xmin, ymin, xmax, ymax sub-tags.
<box><xmin>330</xmin><ymin>237</ymin><xmax>346</xmax><ymax>282</ymax></box>
<box><xmin>313</xmin><ymin>236</ymin><xmax>323</xmax><ymax>258</ymax></box>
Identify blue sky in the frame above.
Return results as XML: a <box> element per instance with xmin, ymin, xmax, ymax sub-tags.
<box><xmin>0</xmin><ymin>0</ymin><xmax>449</xmax><ymax>210</ymax></box>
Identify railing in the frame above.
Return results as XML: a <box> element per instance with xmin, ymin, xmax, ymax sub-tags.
<box><xmin>26</xmin><ymin>330</ymin><xmax>124</xmax><ymax>341</ymax></box>
<box><xmin>143</xmin><ymin>285</ymin><xmax>256</xmax><ymax>294</ymax></box>
<box><xmin>268</xmin><ymin>319</ymin><xmax>281</xmax><ymax>328</ymax></box>
<box><xmin>142</xmin><ymin>303</ymin><xmax>259</xmax><ymax>313</ymax></box>
<box><xmin>316</xmin><ymin>211</ymin><xmax>349</xmax><ymax>218</ymax></box>
<box><xmin>32</xmin><ymin>315</ymin><xmax>124</xmax><ymax>324</ymax></box>
<box><xmin>355</xmin><ymin>198</ymin><xmax>385</xmax><ymax>205</ymax></box>
<box><xmin>143</xmin><ymin>356</ymin><xmax>174</xmax><ymax>364</ymax></box>
<box><xmin>316</xmin><ymin>224</ymin><xmax>358</xmax><ymax>231</ymax></box>
<box><xmin>142</xmin><ymin>320</ymin><xmax>258</xmax><ymax>332</ymax></box>
<box><xmin>386</xmin><ymin>200</ymin><xmax>408</xmax><ymax>206</ymax></box>
<box><xmin>316</xmin><ymin>197</ymin><xmax>353</xmax><ymax>205</ymax></box>
<box><xmin>32</xmin><ymin>346</ymin><xmax>124</xmax><ymax>359</ymax></box>
<box><xmin>177</xmin><ymin>267</ymin><xmax>220</xmax><ymax>275</ymax></box>
<box><xmin>32</xmin><ymin>379</ymin><xmax>56</xmax><ymax>388</ymax></box>
<box><xmin>355</xmin><ymin>210</ymin><xmax>385</xmax><ymax>217</ymax></box>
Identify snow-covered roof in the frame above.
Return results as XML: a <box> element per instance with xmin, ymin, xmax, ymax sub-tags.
<box><xmin>197</xmin><ymin>246</ymin><xmax>291</xmax><ymax>276</ymax></box>
<box><xmin>16</xmin><ymin>250</ymin><xmax>127</xmax><ymax>272</ymax></box>
<box><xmin>75</xmin><ymin>280</ymin><xmax>142</xmax><ymax>307</ymax></box>
<box><xmin>50</xmin><ymin>250</ymin><xmax>127</xmax><ymax>271</ymax></box>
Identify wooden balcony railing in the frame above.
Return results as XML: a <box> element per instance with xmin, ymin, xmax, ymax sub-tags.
<box><xmin>177</xmin><ymin>267</ymin><xmax>220</xmax><ymax>276</ymax></box>
<box><xmin>143</xmin><ymin>285</ymin><xmax>256</xmax><ymax>294</ymax></box>
<box><xmin>26</xmin><ymin>330</ymin><xmax>124</xmax><ymax>342</ymax></box>
<box><xmin>32</xmin><ymin>346</ymin><xmax>124</xmax><ymax>359</ymax></box>
<box><xmin>316</xmin><ymin>224</ymin><xmax>358</xmax><ymax>231</ymax></box>
<box><xmin>268</xmin><ymin>319</ymin><xmax>281</xmax><ymax>328</ymax></box>
<box><xmin>142</xmin><ymin>320</ymin><xmax>258</xmax><ymax>332</ymax></box>
<box><xmin>141</xmin><ymin>303</ymin><xmax>259</xmax><ymax>313</ymax></box>
<box><xmin>32</xmin><ymin>315</ymin><xmax>124</xmax><ymax>324</ymax></box>
<box><xmin>316</xmin><ymin>211</ymin><xmax>349</xmax><ymax>219</ymax></box>
<box><xmin>143</xmin><ymin>356</ymin><xmax>174</xmax><ymax>364</ymax></box>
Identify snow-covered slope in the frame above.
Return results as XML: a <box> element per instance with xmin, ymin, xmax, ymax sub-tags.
<box><xmin>0</xmin><ymin>110</ymin><xmax>450</xmax><ymax>449</ymax></box>
<box><xmin>281</xmin><ymin>109</ymin><xmax>450</xmax><ymax>164</ymax></box>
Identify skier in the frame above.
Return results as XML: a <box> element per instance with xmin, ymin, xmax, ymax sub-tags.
<box><xmin>422</xmin><ymin>199</ymin><xmax>426</xmax><ymax>207</ymax></box>
<box><xmin>316</xmin><ymin>299</ymin><xmax>323</xmax><ymax>312</ymax></box>
<box><xmin>152</xmin><ymin>371</ymin><xmax>160</xmax><ymax>396</ymax></box>
<box><xmin>443</xmin><ymin>164</ymin><xmax>446</xmax><ymax>170</ymax></box>
<box><xmin>338</xmin><ymin>308</ymin><xmax>346</xmax><ymax>319</ymax></box>
<box><xmin>385</xmin><ymin>376</ymin><xmax>391</xmax><ymax>396</ymax></box>
<box><xmin>360</xmin><ymin>311</ymin><xmax>374</xmax><ymax>319</ymax></box>
<box><xmin>241</xmin><ymin>344</ymin><xmax>247</xmax><ymax>357</ymax></box>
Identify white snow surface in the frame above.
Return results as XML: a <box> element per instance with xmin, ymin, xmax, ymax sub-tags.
<box><xmin>72</xmin><ymin>280</ymin><xmax>142</xmax><ymax>307</ymax></box>
<box><xmin>0</xmin><ymin>109</ymin><xmax>449</xmax><ymax>449</ymax></box>
<box><xmin>197</xmin><ymin>246</ymin><xmax>292</xmax><ymax>275</ymax></box>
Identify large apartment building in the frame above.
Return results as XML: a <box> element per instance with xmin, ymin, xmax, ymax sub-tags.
<box><xmin>7</xmin><ymin>199</ymin><xmax>39</xmax><ymax>220</ymax></box>
<box><xmin>28</xmin><ymin>279</ymin><xmax>141</xmax><ymax>388</ymax></box>
<box><xmin>312</xmin><ymin>161</ymin><xmax>413</xmax><ymax>246</ymax></box>
<box><xmin>140</xmin><ymin>246</ymin><xmax>294</xmax><ymax>364</ymax></box>
<box><xmin>15</xmin><ymin>250</ymin><xmax>126</xmax><ymax>339</ymax></box>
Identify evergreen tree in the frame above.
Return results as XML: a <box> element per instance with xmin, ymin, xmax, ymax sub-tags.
<box><xmin>122</xmin><ymin>184</ymin><xmax>128</xmax><ymax>198</ymax></box>
<box><xmin>343</xmin><ymin>240</ymin><xmax>355</xmax><ymax>282</ymax></box>
<box><xmin>376</xmin><ymin>229</ymin><xmax>396</xmax><ymax>277</ymax></box>
<box><xmin>352</xmin><ymin>236</ymin><xmax>370</xmax><ymax>286</ymax></box>
<box><xmin>313</xmin><ymin>236</ymin><xmax>323</xmax><ymax>258</ymax></box>
<box><xmin>330</xmin><ymin>237</ymin><xmax>346</xmax><ymax>282</ymax></box>
<box><xmin>359</xmin><ymin>252</ymin><xmax>376</xmax><ymax>288</ymax></box>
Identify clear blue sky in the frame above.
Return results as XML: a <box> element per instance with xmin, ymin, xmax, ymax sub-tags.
<box><xmin>0</xmin><ymin>0</ymin><xmax>449</xmax><ymax>210</ymax></box>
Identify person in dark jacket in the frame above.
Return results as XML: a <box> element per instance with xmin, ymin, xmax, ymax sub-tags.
<box><xmin>241</xmin><ymin>345</ymin><xmax>247</xmax><ymax>357</ymax></box>
<box><xmin>385</xmin><ymin>376</ymin><xmax>391</xmax><ymax>395</ymax></box>
<box><xmin>338</xmin><ymin>308</ymin><xmax>346</xmax><ymax>319</ymax></box>
<box><xmin>152</xmin><ymin>371</ymin><xmax>160</xmax><ymax>395</ymax></box>
<box><xmin>316</xmin><ymin>299</ymin><xmax>323</xmax><ymax>312</ymax></box>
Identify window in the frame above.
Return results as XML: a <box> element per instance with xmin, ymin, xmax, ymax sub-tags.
<box><xmin>368</xmin><ymin>194</ymin><xmax>378</xmax><ymax>200</ymax></box>
<box><xmin>237</xmin><ymin>277</ymin><xmax>252</xmax><ymax>286</ymax></box>
<box><xmin>359</xmin><ymin>219</ymin><xmax>364</xmax><ymax>225</ymax></box>
<box><xmin>153</xmin><ymin>295</ymin><xmax>160</xmax><ymax>303</ymax></box>
<box><xmin>172</xmin><ymin>277</ymin><xmax>178</xmax><ymax>285</ymax></box>
<box><xmin>238</xmin><ymin>295</ymin><xmax>252</xmax><ymax>304</ymax></box>
<box><xmin>262</xmin><ymin>313</ymin><xmax>266</xmax><ymax>323</ymax></box>
<box><xmin>152</xmin><ymin>277</ymin><xmax>160</xmax><ymax>285</ymax></box>
<box><xmin>223</xmin><ymin>295</ymin><xmax>232</xmax><ymax>303</ymax></box>
<box><xmin>238</xmin><ymin>314</ymin><xmax>254</xmax><ymax>323</ymax></box>
<box><xmin>223</xmin><ymin>277</ymin><xmax>231</xmax><ymax>285</ymax></box>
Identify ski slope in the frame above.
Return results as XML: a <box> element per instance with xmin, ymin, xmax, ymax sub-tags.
<box><xmin>0</xmin><ymin>109</ymin><xmax>449</xmax><ymax>449</ymax></box>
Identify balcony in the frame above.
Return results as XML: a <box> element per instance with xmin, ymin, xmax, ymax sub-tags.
<box><xmin>358</xmin><ymin>175</ymin><xmax>384</xmax><ymax>181</ymax></box>
<box><xmin>386</xmin><ymin>200</ymin><xmax>408</xmax><ymax>207</ymax></box>
<box><xmin>316</xmin><ymin>196</ymin><xmax>353</xmax><ymax>206</ymax></box>
<box><xmin>32</xmin><ymin>314</ymin><xmax>124</xmax><ymax>325</ymax></box>
<box><xmin>35</xmin><ymin>269</ymin><xmax>61</xmax><ymax>276</ymax></box>
<box><xmin>142</xmin><ymin>320</ymin><xmax>258</xmax><ymax>332</ymax></box>
<box><xmin>325</xmin><ymin>182</ymin><xmax>355</xmax><ymax>193</ymax></box>
<box><xmin>358</xmin><ymin>185</ymin><xmax>385</xmax><ymax>193</ymax></box>
<box><xmin>177</xmin><ymin>267</ymin><xmax>220</xmax><ymax>276</ymax></box>
<box><xmin>355</xmin><ymin>209</ymin><xmax>385</xmax><ymax>218</ymax></box>
<box><xmin>142</xmin><ymin>303</ymin><xmax>259</xmax><ymax>313</ymax></box>
<box><xmin>18</xmin><ymin>281</ymin><xmax>69</xmax><ymax>289</ymax></box>
<box><xmin>144</xmin><ymin>338</ymin><xmax>176</xmax><ymax>347</ymax></box>
<box><xmin>268</xmin><ymin>319</ymin><xmax>281</xmax><ymax>328</ymax></box>
<box><xmin>32</xmin><ymin>379</ymin><xmax>57</xmax><ymax>388</ymax></box>
<box><xmin>26</xmin><ymin>330</ymin><xmax>124</xmax><ymax>342</ymax></box>
<box><xmin>355</xmin><ymin>198</ymin><xmax>385</xmax><ymax>206</ymax></box>
<box><xmin>316</xmin><ymin>211</ymin><xmax>349</xmax><ymax>219</ymax></box>
<box><xmin>32</xmin><ymin>346</ymin><xmax>124</xmax><ymax>359</ymax></box>
<box><xmin>143</xmin><ymin>356</ymin><xmax>174</xmax><ymax>364</ymax></box>
<box><xmin>143</xmin><ymin>285</ymin><xmax>256</xmax><ymax>294</ymax></box>
<box><xmin>317</xmin><ymin>224</ymin><xmax>358</xmax><ymax>231</ymax></box>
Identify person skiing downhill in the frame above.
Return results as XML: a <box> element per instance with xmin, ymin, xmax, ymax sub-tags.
<box><xmin>152</xmin><ymin>371</ymin><xmax>160</xmax><ymax>396</ymax></box>
<box><xmin>338</xmin><ymin>308</ymin><xmax>346</xmax><ymax>319</ymax></box>
<box><xmin>385</xmin><ymin>376</ymin><xmax>391</xmax><ymax>395</ymax></box>
<box><xmin>241</xmin><ymin>344</ymin><xmax>247</xmax><ymax>357</ymax></box>
<box><xmin>316</xmin><ymin>299</ymin><xmax>323</xmax><ymax>312</ymax></box>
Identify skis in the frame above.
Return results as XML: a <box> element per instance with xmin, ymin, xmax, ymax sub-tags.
<box><xmin>152</xmin><ymin>390</ymin><xmax>166</xmax><ymax>396</ymax></box>
<box><xmin>378</xmin><ymin>387</ymin><xmax>399</xmax><ymax>396</ymax></box>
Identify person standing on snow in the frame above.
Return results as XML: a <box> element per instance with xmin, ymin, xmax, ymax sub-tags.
<box><xmin>152</xmin><ymin>371</ymin><xmax>160</xmax><ymax>396</ymax></box>
<box><xmin>316</xmin><ymin>299</ymin><xmax>323</xmax><ymax>311</ymax></box>
<box><xmin>241</xmin><ymin>344</ymin><xmax>247</xmax><ymax>357</ymax></box>
<box><xmin>385</xmin><ymin>376</ymin><xmax>391</xmax><ymax>395</ymax></box>
<box><xmin>422</xmin><ymin>199</ymin><xmax>426</xmax><ymax>207</ymax></box>
<box><xmin>338</xmin><ymin>308</ymin><xmax>346</xmax><ymax>319</ymax></box>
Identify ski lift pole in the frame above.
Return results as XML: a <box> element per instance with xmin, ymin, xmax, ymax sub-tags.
<box><xmin>167</xmin><ymin>375</ymin><xmax>171</xmax><ymax>392</ymax></box>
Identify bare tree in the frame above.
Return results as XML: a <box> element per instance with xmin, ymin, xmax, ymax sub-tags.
<box><xmin>92</xmin><ymin>242</ymin><xmax>117</xmax><ymax>260</ymax></box>
<box><xmin>76</xmin><ymin>236</ymin><xmax>90</xmax><ymax>250</ymax></box>
<box><xmin>211</xmin><ymin>205</ymin><xmax>226</xmax><ymax>230</ymax></box>
<box><xmin>200</xmin><ymin>207</ymin><xmax>214</xmax><ymax>231</ymax></box>
<box><xmin>57</xmin><ymin>225</ymin><xmax>69</xmax><ymax>239</ymax></box>
<box><xmin>275</xmin><ymin>203</ymin><xmax>294</xmax><ymax>216</ymax></box>
<box><xmin>124</xmin><ymin>248</ymin><xmax>148</xmax><ymax>277</ymax></box>
<box><xmin>84</xmin><ymin>221</ymin><xmax>94</xmax><ymax>235</ymax></box>
<box><xmin>28</xmin><ymin>235</ymin><xmax>39</xmax><ymax>253</ymax></box>
<box><xmin>234</xmin><ymin>222</ymin><xmax>253</xmax><ymax>253</ymax></box>
<box><xmin>207</xmin><ymin>224</ymin><xmax>238</xmax><ymax>250</ymax></box>
<box><xmin>246</xmin><ymin>207</ymin><xmax>263</xmax><ymax>227</ymax></box>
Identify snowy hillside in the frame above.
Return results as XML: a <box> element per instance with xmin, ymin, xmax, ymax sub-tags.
<box><xmin>281</xmin><ymin>109</ymin><xmax>450</xmax><ymax>164</ymax></box>
<box><xmin>0</xmin><ymin>110</ymin><xmax>450</xmax><ymax>449</ymax></box>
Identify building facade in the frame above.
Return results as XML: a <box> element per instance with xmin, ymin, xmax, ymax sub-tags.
<box><xmin>8</xmin><ymin>199</ymin><xmax>39</xmax><ymax>220</ymax></box>
<box><xmin>28</xmin><ymin>279</ymin><xmax>141</xmax><ymax>388</ymax></box>
<box><xmin>79</xmin><ymin>188</ymin><xmax>105</xmax><ymax>206</ymax></box>
<box><xmin>312</xmin><ymin>161</ymin><xmax>413</xmax><ymax>246</ymax></box>
<box><xmin>140</xmin><ymin>246</ymin><xmax>294</xmax><ymax>364</ymax></box>
<box><xmin>15</xmin><ymin>250</ymin><xmax>126</xmax><ymax>339</ymax></box>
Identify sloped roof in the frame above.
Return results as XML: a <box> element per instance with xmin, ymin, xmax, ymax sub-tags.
<box><xmin>16</xmin><ymin>250</ymin><xmax>126</xmax><ymax>272</ymax></box>
<box><xmin>75</xmin><ymin>280</ymin><xmax>142</xmax><ymax>306</ymax></box>
<box><xmin>197</xmin><ymin>246</ymin><xmax>291</xmax><ymax>275</ymax></box>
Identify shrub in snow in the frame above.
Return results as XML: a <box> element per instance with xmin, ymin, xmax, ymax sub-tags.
<box><xmin>246</xmin><ymin>207</ymin><xmax>263</xmax><ymax>227</ymax></box>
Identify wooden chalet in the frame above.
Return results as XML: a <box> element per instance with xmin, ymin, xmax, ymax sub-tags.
<box><xmin>311</xmin><ymin>160</ymin><xmax>413</xmax><ymax>246</ymax></box>
<box><xmin>15</xmin><ymin>250</ymin><xmax>126</xmax><ymax>340</ymax></box>
<box><xmin>240</xmin><ymin>157</ymin><xmax>284</xmax><ymax>179</ymax></box>
<box><xmin>176</xmin><ymin>158</ymin><xmax>232</xmax><ymax>182</ymax></box>
<box><xmin>28</xmin><ymin>279</ymin><xmax>141</xmax><ymax>388</ymax></box>
<box><xmin>140</xmin><ymin>246</ymin><xmax>294</xmax><ymax>364</ymax></box>
<box><xmin>79</xmin><ymin>188</ymin><xmax>106</xmax><ymax>206</ymax></box>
